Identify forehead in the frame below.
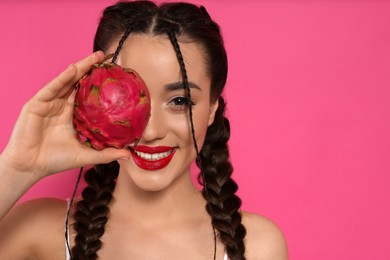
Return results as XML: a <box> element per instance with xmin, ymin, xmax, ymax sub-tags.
<box><xmin>109</xmin><ymin>34</ymin><xmax>210</xmax><ymax>89</ymax></box>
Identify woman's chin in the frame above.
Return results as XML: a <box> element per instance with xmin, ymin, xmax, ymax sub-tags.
<box><xmin>116</xmin><ymin>159</ymin><xmax>184</xmax><ymax>193</ymax></box>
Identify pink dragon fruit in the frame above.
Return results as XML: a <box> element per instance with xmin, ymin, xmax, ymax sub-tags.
<box><xmin>73</xmin><ymin>55</ymin><xmax>151</xmax><ymax>150</ymax></box>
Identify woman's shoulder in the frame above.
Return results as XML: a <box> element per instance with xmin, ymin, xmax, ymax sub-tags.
<box><xmin>14</xmin><ymin>196</ymin><xmax>67</xmax><ymax>213</ymax></box>
<box><xmin>0</xmin><ymin>198</ymin><xmax>68</xmax><ymax>259</ymax></box>
<box><xmin>241</xmin><ymin>211</ymin><xmax>289</xmax><ymax>260</ymax></box>
<box><xmin>8</xmin><ymin>197</ymin><xmax>68</xmax><ymax>228</ymax></box>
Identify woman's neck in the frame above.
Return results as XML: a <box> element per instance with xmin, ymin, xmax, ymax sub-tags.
<box><xmin>109</xmin><ymin>167</ymin><xmax>207</xmax><ymax>227</ymax></box>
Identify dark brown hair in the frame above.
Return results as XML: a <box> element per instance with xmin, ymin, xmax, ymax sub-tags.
<box><xmin>71</xmin><ymin>1</ymin><xmax>246</xmax><ymax>259</ymax></box>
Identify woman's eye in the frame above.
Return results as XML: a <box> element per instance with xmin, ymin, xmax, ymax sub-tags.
<box><xmin>168</xmin><ymin>96</ymin><xmax>195</xmax><ymax>111</ymax></box>
<box><xmin>173</xmin><ymin>97</ymin><xmax>189</xmax><ymax>106</ymax></box>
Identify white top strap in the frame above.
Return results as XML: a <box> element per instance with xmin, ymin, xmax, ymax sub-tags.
<box><xmin>65</xmin><ymin>199</ymin><xmax>71</xmax><ymax>260</ymax></box>
<box><xmin>224</xmin><ymin>251</ymin><xmax>228</xmax><ymax>260</ymax></box>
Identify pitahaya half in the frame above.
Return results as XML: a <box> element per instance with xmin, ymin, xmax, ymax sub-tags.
<box><xmin>73</xmin><ymin>54</ymin><xmax>151</xmax><ymax>150</ymax></box>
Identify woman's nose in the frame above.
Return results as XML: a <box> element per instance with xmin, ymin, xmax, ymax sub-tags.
<box><xmin>139</xmin><ymin>104</ymin><xmax>166</xmax><ymax>143</ymax></box>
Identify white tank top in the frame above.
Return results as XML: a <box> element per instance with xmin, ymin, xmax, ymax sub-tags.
<box><xmin>65</xmin><ymin>200</ymin><xmax>228</xmax><ymax>260</ymax></box>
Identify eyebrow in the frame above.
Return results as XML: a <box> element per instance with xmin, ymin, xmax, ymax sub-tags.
<box><xmin>164</xmin><ymin>81</ymin><xmax>202</xmax><ymax>92</ymax></box>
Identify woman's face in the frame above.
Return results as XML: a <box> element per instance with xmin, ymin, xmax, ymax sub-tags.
<box><xmin>112</xmin><ymin>34</ymin><xmax>218</xmax><ymax>192</ymax></box>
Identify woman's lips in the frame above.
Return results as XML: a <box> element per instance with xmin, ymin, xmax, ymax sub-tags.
<box><xmin>130</xmin><ymin>145</ymin><xmax>176</xmax><ymax>170</ymax></box>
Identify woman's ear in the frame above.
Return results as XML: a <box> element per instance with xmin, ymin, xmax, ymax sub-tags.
<box><xmin>208</xmin><ymin>99</ymin><xmax>219</xmax><ymax>126</ymax></box>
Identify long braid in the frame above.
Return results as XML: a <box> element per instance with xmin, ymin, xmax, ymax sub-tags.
<box><xmin>167</xmin><ymin>30</ymin><xmax>246</xmax><ymax>259</ymax></box>
<box><xmin>199</xmin><ymin>97</ymin><xmax>247</xmax><ymax>260</ymax></box>
<box><xmin>71</xmin><ymin>162</ymin><xmax>119</xmax><ymax>259</ymax></box>
<box><xmin>167</xmin><ymin>30</ymin><xmax>217</xmax><ymax>260</ymax></box>
<box><xmin>71</xmin><ymin>24</ymin><xmax>131</xmax><ymax>259</ymax></box>
<box><xmin>70</xmin><ymin>2</ymin><xmax>156</xmax><ymax>258</ymax></box>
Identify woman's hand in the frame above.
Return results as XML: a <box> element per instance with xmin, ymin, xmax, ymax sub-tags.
<box><xmin>0</xmin><ymin>51</ymin><xmax>130</xmax><ymax>180</ymax></box>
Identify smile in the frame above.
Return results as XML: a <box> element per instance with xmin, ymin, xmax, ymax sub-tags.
<box><xmin>130</xmin><ymin>145</ymin><xmax>176</xmax><ymax>170</ymax></box>
<box><xmin>134</xmin><ymin>150</ymin><xmax>173</xmax><ymax>161</ymax></box>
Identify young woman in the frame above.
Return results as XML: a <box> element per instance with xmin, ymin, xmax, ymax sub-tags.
<box><xmin>0</xmin><ymin>1</ymin><xmax>287</xmax><ymax>259</ymax></box>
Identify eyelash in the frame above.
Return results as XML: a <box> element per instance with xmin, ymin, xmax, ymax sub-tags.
<box><xmin>168</xmin><ymin>96</ymin><xmax>195</xmax><ymax>111</ymax></box>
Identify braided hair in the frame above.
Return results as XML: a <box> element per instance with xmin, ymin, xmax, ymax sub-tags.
<box><xmin>70</xmin><ymin>1</ymin><xmax>247</xmax><ymax>259</ymax></box>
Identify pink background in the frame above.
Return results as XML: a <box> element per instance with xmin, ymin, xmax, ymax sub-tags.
<box><xmin>1</xmin><ymin>0</ymin><xmax>389</xmax><ymax>259</ymax></box>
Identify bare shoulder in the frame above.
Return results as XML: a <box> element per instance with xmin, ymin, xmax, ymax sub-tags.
<box><xmin>0</xmin><ymin>198</ymin><xmax>68</xmax><ymax>259</ymax></box>
<box><xmin>241</xmin><ymin>211</ymin><xmax>288</xmax><ymax>260</ymax></box>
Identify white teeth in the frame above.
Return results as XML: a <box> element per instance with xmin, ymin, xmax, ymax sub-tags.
<box><xmin>135</xmin><ymin>150</ymin><xmax>172</xmax><ymax>161</ymax></box>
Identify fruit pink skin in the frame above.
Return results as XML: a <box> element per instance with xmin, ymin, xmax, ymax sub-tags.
<box><xmin>73</xmin><ymin>62</ymin><xmax>151</xmax><ymax>150</ymax></box>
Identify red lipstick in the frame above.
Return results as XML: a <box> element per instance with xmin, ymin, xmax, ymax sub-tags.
<box><xmin>130</xmin><ymin>145</ymin><xmax>176</xmax><ymax>170</ymax></box>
